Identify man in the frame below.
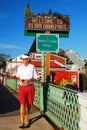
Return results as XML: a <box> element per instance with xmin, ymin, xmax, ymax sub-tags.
<box><xmin>16</xmin><ymin>54</ymin><xmax>38</xmax><ymax>128</ymax></box>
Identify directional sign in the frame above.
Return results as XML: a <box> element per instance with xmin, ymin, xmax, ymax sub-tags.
<box><xmin>36</xmin><ymin>33</ymin><xmax>59</xmax><ymax>53</ymax></box>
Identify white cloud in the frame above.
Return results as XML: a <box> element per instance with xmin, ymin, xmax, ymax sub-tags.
<box><xmin>0</xmin><ymin>44</ymin><xmax>27</xmax><ymax>50</ymax></box>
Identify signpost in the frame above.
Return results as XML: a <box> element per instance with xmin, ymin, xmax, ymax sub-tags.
<box><xmin>24</xmin><ymin>4</ymin><xmax>70</xmax><ymax>82</ymax></box>
<box><xmin>36</xmin><ymin>33</ymin><xmax>59</xmax><ymax>82</ymax></box>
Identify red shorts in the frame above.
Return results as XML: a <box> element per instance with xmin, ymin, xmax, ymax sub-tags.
<box><xmin>18</xmin><ymin>84</ymin><xmax>35</xmax><ymax>105</ymax></box>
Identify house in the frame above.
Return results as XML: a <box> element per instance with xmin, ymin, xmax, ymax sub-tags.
<box><xmin>65</xmin><ymin>49</ymin><xmax>85</xmax><ymax>72</ymax></box>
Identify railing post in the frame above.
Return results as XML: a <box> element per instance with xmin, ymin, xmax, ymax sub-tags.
<box><xmin>41</xmin><ymin>52</ymin><xmax>45</xmax><ymax>82</ymax></box>
<box><xmin>78</xmin><ymin>93</ymin><xmax>87</xmax><ymax>130</ymax></box>
<box><xmin>40</xmin><ymin>83</ymin><xmax>44</xmax><ymax>113</ymax></box>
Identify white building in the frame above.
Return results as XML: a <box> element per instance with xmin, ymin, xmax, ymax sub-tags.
<box><xmin>65</xmin><ymin>49</ymin><xmax>85</xmax><ymax>72</ymax></box>
<box><xmin>6</xmin><ymin>54</ymin><xmax>23</xmax><ymax>77</ymax></box>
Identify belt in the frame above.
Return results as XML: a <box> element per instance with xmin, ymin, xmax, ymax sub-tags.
<box><xmin>20</xmin><ymin>82</ymin><xmax>34</xmax><ymax>86</ymax></box>
<box><xmin>19</xmin><ymin>81</ymin><xmax>34</xmax><ymax>86</ymax></box>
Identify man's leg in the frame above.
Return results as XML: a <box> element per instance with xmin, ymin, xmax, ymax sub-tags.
<box><xmin>24</xmin><ymin>103</ymin><xmax>31</xmax><ymax>126</ymax></box>
<box><xmin>19</xmin><ymin>104</ymin><xmax>25</xmax><ymax>128</ymax></box>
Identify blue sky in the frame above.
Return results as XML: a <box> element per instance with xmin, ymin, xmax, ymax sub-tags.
<box><xmin>0</xmin><ymin>0</ymin><xmax>87</xmax><ymax>60</ymax></box>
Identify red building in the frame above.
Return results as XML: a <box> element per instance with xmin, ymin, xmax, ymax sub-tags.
<box><xmin>30</xmin><ymin>52</ymin><xmax>79</xmax><ymax>87</ymax></box>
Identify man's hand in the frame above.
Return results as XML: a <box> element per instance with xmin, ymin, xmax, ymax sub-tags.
<box><xmin>23</xmin><ymin>79</ymin><xmax>29</xmax><ymax>84</ymax></box>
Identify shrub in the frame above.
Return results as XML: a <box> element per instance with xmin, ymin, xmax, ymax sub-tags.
<box><xmin>56</xmin><ymin>78</ymin><xmax>78</xmax><ymax>91</ymax></box>
<box><xmin>65</xmin><ymin>84</ymin><xmax>78</xmax><ymax>91</ymax></box>
<box><xmin>56</xmin><ymin>79</ymin><xmax>75</xmax><ymax>87</ymax></box>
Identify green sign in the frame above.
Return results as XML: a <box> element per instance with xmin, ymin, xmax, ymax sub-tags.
<box><xmin>24</xmin><ymin>30</ymin><xmax>69</xmax><ymax>38</ymax></box>
<box><xmin>36</xmin><ymin>33</ymin><xmax>59</xmax><ymax>52</ymax></box>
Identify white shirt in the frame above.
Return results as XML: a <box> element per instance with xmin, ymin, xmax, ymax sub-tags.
<box><xmin>16</xmin><ymin>64</ymin><xmax>38</xmax><ymax>85</ymax></box>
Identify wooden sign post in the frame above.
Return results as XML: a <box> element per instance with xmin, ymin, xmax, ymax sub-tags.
<box><xmin>45</xmin><ymin>31</ymin><xmax>50</xmax><ymax>82</ymax></box>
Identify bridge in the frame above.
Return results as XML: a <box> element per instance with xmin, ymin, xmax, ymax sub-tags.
<box><xmin>0</xmin><ymin>79</ymin><xmax>87</xmax><ymax>130</ymax></box>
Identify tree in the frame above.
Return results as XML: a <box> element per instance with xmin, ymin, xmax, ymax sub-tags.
<box><xmin>48</xmin><ymin>8</ymin><xmax>52</xmax><ymax>15</ymax></box>
<box><xmin>0</xmin><ymin>53</ymin><xmax>10</xmax><ymax>71</ymax></box>
<box><xmin>84</xmin><ymin>60</ymin><xmax>87</xmax><ymax>74</ymax></box>
<box><xmin>24</xmin><ymin>2</ymin><xmax>34</xmax><ymax>17</ymax></box>
<box><xmin>57</xmin><ymin>48</ymin><xmax>73</xmax><ymax>64</ymax></box>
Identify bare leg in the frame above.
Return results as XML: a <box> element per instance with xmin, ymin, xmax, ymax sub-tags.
<box><xmin>20</xmin><ymin>104</ymin><xmax>25</xmax><ymax>124</ymax></box>
<box><xmin>25</xmin><ymin>103</ymin><xmax>31</xmax><ymax>123</ymax></box>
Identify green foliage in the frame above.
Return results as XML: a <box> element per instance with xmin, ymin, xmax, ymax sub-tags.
<box><xmin>84</xmin><ymin>61</ymin><xmax>87</xmax><ymax>74</ymax></box>
<box><xmin>79</xmin><ymin>73</ymin><xmax>87</xmax><ymax>91</ymax></box>
<box><xmin>48</xmin><ymin>8</ymin><xmax>52</xmax><ymax>15</ymax></box>
<box><xmin>24</xmin><ymin>2</ymin><xmax>34</xmax><ymax>17</ymax></box>
<box><xmin>0</xmin><ymin>53</ymin><xmax>10</xmax><ymax>69</ymax></box>
<box><xmin>57</xmin><ymin>48</ymin><xmax>73</xmax><ymax>64</ymax></box>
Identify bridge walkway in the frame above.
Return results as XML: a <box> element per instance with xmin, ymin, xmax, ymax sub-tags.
<box><xmin>0</xmin><ymin>84</ymin><xmax>59</xmax><ymax>130</ymax></box>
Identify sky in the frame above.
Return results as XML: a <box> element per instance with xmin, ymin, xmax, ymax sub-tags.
<box><xmin>0</xmin><ymin>0</ymin><xmax>87</xmax><ymax>60</ymax></box>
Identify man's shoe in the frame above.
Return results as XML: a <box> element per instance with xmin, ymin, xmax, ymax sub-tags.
<box><xmin>24</xmin><ymin>121</ymin><xmax>29</xmax><ymax>128</ymax></box>
<box><xmin>19</xmin><ymin>123</ymin><xmax>24</xmax><ymax>128</ymax></box>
